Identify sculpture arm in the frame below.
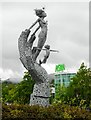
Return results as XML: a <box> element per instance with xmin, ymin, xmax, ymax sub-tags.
<box><xmin>29</xmin><ymin>19</ymin><xmax>39</xmax><ymax>30</ymax></box>
<box><xmin>36</xmin><ymin>48</ymin><xmax>59</xmax><ymax>52</ymax></box>
<box><xmin>36</xmin><ymin>48</ymin><xmax>46</xmax><ymax>50</ymax></box>
<box><xmin>50</xmin><ymin>50</ymin><xmax>59</xmax><ymax>52</ymax></box>
<box><xmin>32</xmin><ymin>25</ymin><xmax>40</xmax><ymax>35</ymax></box>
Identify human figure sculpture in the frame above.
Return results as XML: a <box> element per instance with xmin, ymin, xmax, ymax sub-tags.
<box><xmin>18</xmin><ymin>8</ymin><xmax>50</xmax><ymax>107</ymax></box>
<box><xmin>38</xmin><ymin>45</ymin><xmax>59</xmax><ymax>65</ymax></box>
<box><xmin>18</xmin><ymin>8</ymin><xmax>59</xmax><ymax>106</ymax></box>
<box><xmin>29</xmin><ymin>8</ymin><xmax>48</xmax><ymax>61</ymax></box>
<box><xmin>39</xmin><ymin>45</ymin><xmax>50</xmax><ymax>65</ymax></box>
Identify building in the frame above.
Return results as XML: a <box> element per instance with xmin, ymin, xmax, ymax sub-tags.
<box><xmin>55</xmin><ymin>72</ymin><xmax>76</xmax><ymax>87</ymax></box>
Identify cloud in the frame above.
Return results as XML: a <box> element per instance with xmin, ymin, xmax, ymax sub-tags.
<box><xmin>0</xmin><ymin>67</ymin><xmax>25</xmax><ymax>80</ymax></box>
<box><xmin>1</xmin><ymin>2</ymin><xmax>89</xmax><ymax>79</ymax></box>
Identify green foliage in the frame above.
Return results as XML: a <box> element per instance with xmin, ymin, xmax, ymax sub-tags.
<box><xmin>55</xmin><ymin>85</ymin><xmax>67</xmax><ymax>102</ymax></box>
<box><xmin>54</xmin><ymin>63</ymin><xmax>91</xmax><ymax>107</ymax></box>
<box><xmin>66</xmin><ymin>63</ymin><xmax>91</xmax><ymax>107</ymax></box>
<box><xmin>2</xmin><ymin>81</ymin><xmax>16</xmax><ymax>103</ymax></box>
<box><xmin>2</xmin><ymin>103</ymin><xmax>91</xmax><ymax>120</ymax></box>
<box><xmin>2</xmin><ymin>71</ymin><xmax>35</xmax><ymax>104</ymax></box>
<box><xmin>11</xmin><ymin>72</ymin><xmax>35</xmax><ymax>104</ymax></box>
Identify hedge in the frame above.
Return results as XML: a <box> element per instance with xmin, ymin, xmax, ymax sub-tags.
<box><xmin>2</xmin><ymin>103</ymin><xmax>91</xmax><ymax>120</ymax></box>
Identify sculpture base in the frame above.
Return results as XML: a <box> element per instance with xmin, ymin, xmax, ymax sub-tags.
<box><xmin>30</xmin><ymin>82</ymin><xmax>50</xmax><ymax>107</ymax></box>
<box><xmin>30</xmin><ymin>94</ymin><xmax>49</xmax><ymax>107</ymax></box>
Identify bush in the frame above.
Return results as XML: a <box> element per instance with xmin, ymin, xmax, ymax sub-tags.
<box><xmin>2</xmin><ymin>103</ymin><xmax>91</xmax><ymax>120</ymax></box>
<box><xmin>2</xmin><ymin>104</ymin><xmax>63</xmax><ymax>120</ymax></box>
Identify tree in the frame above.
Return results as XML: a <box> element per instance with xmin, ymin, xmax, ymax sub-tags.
<box><xmin>65</xmin><ymin>63</ymin><xmax>91</xmax><ymax>107</ymax></box>
<box><xmin>2</xmin><ymin>80</ymin><xmax>16</xmax><ymax>103</ymax></box>
<box><xmin>2</xmin><ymin>71</ymin><xmax>35</xmax><ymax>104</ymax></box>
<box><xmin>11</xmin><ymin>71</ymin><xmax>35</xmax><ymax>104</ymax></box>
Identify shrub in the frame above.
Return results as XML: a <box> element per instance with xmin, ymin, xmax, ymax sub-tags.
<box><xmin>2</xmin><ymin>103</ymin><xmax>91</xmax><ymax>120</ymax></box>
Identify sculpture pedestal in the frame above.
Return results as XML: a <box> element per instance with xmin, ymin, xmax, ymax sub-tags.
<box><xmin>30</xmin><ymin>82</ymin><xmax>50</xmax><ymax>107</ymax></box>
<box><xmin>30</xmin><ymin>95</ymin><xmax>49</xmax><ymax>107</ymax></box>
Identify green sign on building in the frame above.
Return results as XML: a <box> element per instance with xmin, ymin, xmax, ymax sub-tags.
<box><xmin>55</xmin><ymin>64</ymin><xmax>65</xmax><ymax>72</ymax></box>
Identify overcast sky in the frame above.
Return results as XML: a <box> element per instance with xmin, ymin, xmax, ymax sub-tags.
<box><xmin>0</xmin><ymin>2</ymin><xmax>89</xmax><ymax>80</ymax></box>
